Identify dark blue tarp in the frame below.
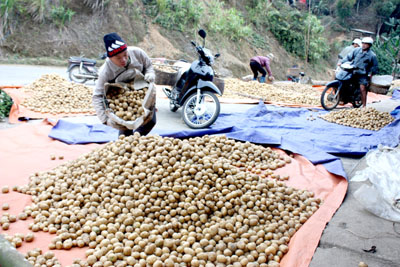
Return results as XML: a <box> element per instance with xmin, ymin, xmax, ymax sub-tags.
<box><xmin>49</xmin><ymin>102</ymin><xmax>400</xmax><ymax>179</ymax></box>
<box><xmin>49</xmin><ymin>119</ymin><xmax>119</xmax><ymax>144</ymax></box>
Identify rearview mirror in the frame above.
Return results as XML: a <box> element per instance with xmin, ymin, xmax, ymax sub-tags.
<box><xmin>100</xmin><ymin>52</ymin><xmax>107</xmax><ymax>60</ymax></box>
<box><xmin>198</xmin><ymin>29</ymin><xmax>206</xmax><ymax>39</ymax></box>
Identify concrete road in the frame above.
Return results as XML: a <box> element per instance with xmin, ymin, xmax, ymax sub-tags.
<box><xmin>0</xmin><ymin>64</ymin><xmax>69</xmax><ymax>86</ymax></box>
<box><xmin>1</xmin><ymin>64</ymin><xmax>400</xmax><ymax>266</ymax></box>
<box><xmin>311</xmin><ymin>98</ymin><xmax>400</xmax><ymax>267</ymax></box>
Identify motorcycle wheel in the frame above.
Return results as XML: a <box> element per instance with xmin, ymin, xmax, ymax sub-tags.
<box><xmin>69</xmin><ymin>66</ymin><xmax>88</xmax><ymax>83</ymax></box>
<box><xmin>182</xmin><ymin>91</ymin><xmax>220</xmax><ymax>129</ymax></box>
<box><xmin>321</xmin><ymin>86</ymin><xmax>340</xmax><ymax>110</ymax></box>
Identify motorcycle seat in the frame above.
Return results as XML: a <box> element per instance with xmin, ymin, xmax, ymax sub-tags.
<box><xmin>69</xmin><ymin>57</ymin><xmax>97</xmax><ymax>64</ymax></box>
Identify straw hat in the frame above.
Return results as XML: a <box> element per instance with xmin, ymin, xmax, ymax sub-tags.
<box><xmin>266</xmin><ymin>53</ymin><xmax>275</xmax><ymax>61</ymax></box>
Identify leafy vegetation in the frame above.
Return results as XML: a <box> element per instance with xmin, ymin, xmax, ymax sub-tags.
<box><xmin>264</xmin><ymin>4</ymin><xmax>329</xmax><ymax>62</ymax></box>
<box><xmin>0</xmin><ymin>90</ymin><xmax>13</xmax><ymax>119</ymax></box>
<box><xmin>336</xmin><ymin>0</ymin><xmax>356</xmax><ymax>23</ymax></box>
<box><xmin>250</xmin><ymin>33</ymin><xmax>269</xmax><ymax>49</ymax></box>
<box><xmin>208</xmin><ymin>1</ymin><xmax>253</xmax><ymax>41</ymax></box>
<box><xmin>0</xmin><ymin>0</ymin><xmax>17</xmax><ymax>41</ymax></box>
<box><xmin>373</xmin><ymin>18</ymin><xmax>400</xmax><ymax>75</ymax></box>
<box><xmin>0</xmin><ymin>0</ymin><xmax>75</xmax><ymax>36</ymax></box>
<box><xmin>142</xmin><ymin>0</ymin><xmax>203</xmax><ymax>31</ymax></box>
<box><xmin>50</xmin><ymin>4</ymin><xmax>75</xmax><ymax>28</ymax></box>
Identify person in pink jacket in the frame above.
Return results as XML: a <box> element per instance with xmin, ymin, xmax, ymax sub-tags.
<box><xmin>249</xmin><ymin>53</ymin><xmax>275</xmax><ymax>83</ymax></box>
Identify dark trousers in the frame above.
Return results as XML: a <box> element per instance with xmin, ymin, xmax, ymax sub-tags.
<box><xmin>119</xmin><ymin>111</ymin><xmax>157</xmax><ymax>136</ymax></box>
<box><xmin>250</xmin><ymin>61</ymin><xmax>267</xmax><ymax>79</ymax></box>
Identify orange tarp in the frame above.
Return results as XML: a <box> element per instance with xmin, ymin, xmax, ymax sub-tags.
<box><xmin>0</xmin><ymin>122</ymin><xmax>347</xmax><ymax>266</ymax></box>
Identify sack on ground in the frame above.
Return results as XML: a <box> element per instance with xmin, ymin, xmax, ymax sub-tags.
<box><xmin>352</xmin><ymin>145</ymin><xmax>400</xmax><ymax>222</ymax></box>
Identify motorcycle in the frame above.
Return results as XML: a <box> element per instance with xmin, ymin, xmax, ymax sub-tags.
<box><xmin>320</xmin><ymin>62</ymin><xmax>363</xmax><ymax>110</ymax></box>
<box><xmin>163</xmin><ymin>29</ymin><xmax>222</xmax><ymax>129</ymax></box>
<box><xmin>287</xmin><ymin>72</ymin><xmax>305</xmax><ymax>83</ymax></box>
<box><xmin>67</xmin><ymin>53</ymin><xmax>106</xmax><ymax>83</ymax></box>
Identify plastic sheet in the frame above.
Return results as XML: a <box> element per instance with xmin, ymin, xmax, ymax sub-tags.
<box><xmin>392</xmin><ymin>89</ymin><xmax>400</xmax><ymax>100</ymax></box>
<box><xmin>352</xmin><ymin>145</ymin><xmax>400</xmax><ymax>222</ymax></box>
<box><xmin>48</xmin><ymin>119</ymin><xmax>119</xmax><ymax>144</ymax></box>
<box><xmin>0</xmin><ymin>235</ymin><xmax>32</xmax><ymax>267</ymax></box>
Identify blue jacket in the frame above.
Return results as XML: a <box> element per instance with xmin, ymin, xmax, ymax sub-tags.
<box><xmin>341</xmin><ymin>47</ymin><xmax>378</xmax><ymax>76</ymax></box>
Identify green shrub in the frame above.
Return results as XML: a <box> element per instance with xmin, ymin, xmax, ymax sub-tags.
<box><xmin>208</xmin><ymin>1</ymin><xmax>253</xmax><ymax>41</ymax></box>
<box><xmin>246</xmin><ymin>0</ymin><xmax>272</xmax><ymax>28</ymax></box>
<box><xmin>373</xmin><ymin>19</ymin><xmax>400</xmax><ymax>75</ymax></box>
<box><xmin>144</xmin><ymin>0</ymin><xmax>203</xmax><ymax>32</ymax></box>
<box><xmin>250</xmin><ymin>33</ymin><xmax>269</xmax><ymax>49</ymax></box>
<box><xmin>306</xmin><ymin>15</ymin><xmax>330</xmax><ymax>61</ymax></box>
<box><xmin>375</xmin><ymin>1</ymin><xmax>396</xmax><ymax>18</ymax></box>
<box><xmin>312</xmin><ymin>0</ymin><xmax>336</xmax><ymax>16</ymax></box>
<box><xmin>51</xmin><ymin>4</ymin><xmax>75</xmax><ymax>28</ymax></box>
<box><xmin>336</xmin><ymin>0</ymin><xmax>356</xmax><ymax>24</ymax></box>
<box><xmin>265</xmin><ymin>6</ymin><xmax>329</xmax><ymax>62</ymax></box>
<box><xmin>0</xmin><ymin>0</ymin><xmax>17</xmax><ymax>40</ymax></box>
<box><xmin>0</xmin><ymin>90</ymin><xmax>13</xmax><ymax>119</ymax></box>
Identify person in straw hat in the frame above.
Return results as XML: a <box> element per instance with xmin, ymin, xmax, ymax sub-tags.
<box><xmin>249</xmin><ymin>53</ymin><xmax>275</xmax><ymax>83</ymax></box>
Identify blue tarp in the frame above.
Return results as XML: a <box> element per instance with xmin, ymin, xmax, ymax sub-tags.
<box><xmin>392</xmin><ymin>89</ymin><xmax>400</xmax><ymax>100</ymax></box>
<box><xmin>49</xmin><ymin>102</ymin><xmax>400</xmax><ymax>179</ymax></box>
<box><xmin>49</xmin><ymin>119</ymin><xmax>119</xmax><ymax>144</ymax></box>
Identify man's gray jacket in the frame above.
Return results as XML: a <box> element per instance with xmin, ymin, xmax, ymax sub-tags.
<box><xmin>341</xmin><ymin>47</ymin><xmax>378</xmax><ymax>76</ymax></box>
<box><xmin>92</xmin><ymin>46</ymin><xmax>155</xmax><ymax>124</ymax></box>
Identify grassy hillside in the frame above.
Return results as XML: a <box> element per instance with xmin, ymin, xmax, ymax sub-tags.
<box><xmin>0</xmin><ymin>0</ymin><xmax>399</xmax><ymax>79</ymax></box>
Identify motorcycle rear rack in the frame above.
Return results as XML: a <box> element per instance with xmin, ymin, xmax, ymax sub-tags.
<box><xmin>68</xmin><ymin>60</ymin><xmax>96</xmax><ymax>66</ymax></box>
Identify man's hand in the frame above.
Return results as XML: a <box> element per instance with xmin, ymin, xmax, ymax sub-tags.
<box><xmin>144</xmin><ymin>72</ymin><xmax>155</xmax><ymax>83</ymax></box>
<box><xmin>268</xmin><ymin>76</ymin><xmax>275</xmax><ymax>81</ymax></box>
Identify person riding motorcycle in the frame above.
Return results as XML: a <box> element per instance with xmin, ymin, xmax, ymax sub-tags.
<box><xmin>92</xmin><ymin>32</ymin><xmax>156</xmax><ymax>136</ymax></box>
<box><xmin>337</xmin><ymin>38</ymin><xmax>361</xmax><ymax>67</ymax></box>
<box><xmin>339</xmin><ymin>37</ymin><xmax>378</xmax><ymax>107</ymax></box>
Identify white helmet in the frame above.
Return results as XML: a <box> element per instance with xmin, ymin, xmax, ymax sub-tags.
<box><xmin>352</xmin><ymin>38</ymin><xmax>362</xmax><ymax>47</ymax></box>
<box><xmin>361</xmin><ymin>37</ymin><xmax>374</xmax><ymax>45</ymax></box>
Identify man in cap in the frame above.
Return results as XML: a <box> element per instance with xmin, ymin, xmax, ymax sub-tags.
<box><xmin>249</xmin><ymin>53</ymin><xmax>275</xmax><ymax>83</ymax></box>
<box><xmin>93</xmin><ymin>32</ymin><xmax>156</xmax><ymax>136</ymax></box>
<box><xmin>341</xmin><ymin>37</ymin><xmax>378</xmax><ymax>107</ymax></box>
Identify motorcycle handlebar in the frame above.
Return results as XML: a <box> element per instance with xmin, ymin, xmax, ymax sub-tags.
<box><xmin>190</xmin><ymin>40</ymin><xmax>212</xmax><ymax>64</ymax></box>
